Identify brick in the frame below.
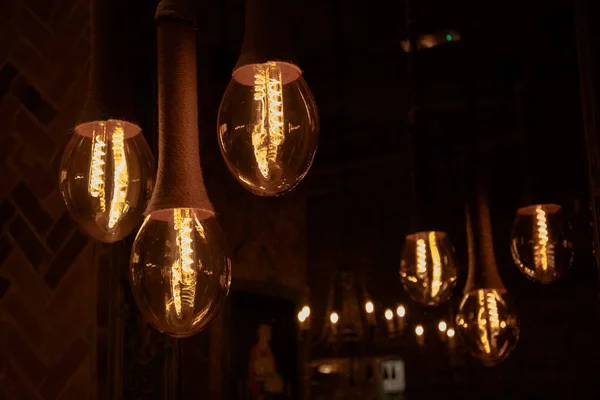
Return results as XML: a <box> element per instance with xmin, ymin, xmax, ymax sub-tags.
<box><xmin>2</xmin><ymin>250</ymin><xmax>50</xmax><ymax>308</ymax></box>
<box><xmin>11</xmin><ymin>153</ymin><xmax>55</xmax><ymax>199</ymax></box>
<box><xmin>0</xmin><ymin>164</ymin><xmax>18</xmax><ymax>204</ymax></box>
<box><xmin>10</xmin><ymin>41</ymin><xmax>49</xmax><ymax>96</ymax></box>
<box><xmin>47</xmin><ymin>65</ymin><xmax>88</xmax><ymax>140</ymax></box>
<box><xmin>14</xmin><ymin>7</ymin><xmax>55</xmax><ymax>61</ymax></box>
<box><xmin>44</xmin><ymin>230</ymin><xmax>88</xmax><ymax>288</ymax></box>
<box><xmin>0</xmin><ymin>201</ymin><xmax>15</xmax><ymax>229</ymax></box>
<box><xmin>8</xmin><ymin>215</ymin><xmax>50</xmax><ymax>269</ymax></box>
<box><xmin>0</xmin><ymin>93</ymin><xmax>20</xmax><ymax>134</ymax></box>
<box><xmin>0</xmin><ymin>276</ymin><xmax>9</xmax><ymax>300</ymax></box>
<box><xmin>0</xmin><ymin>354</ymin><xmax>42</xmax><ymax>400</ymax></box>
<box><xmin>57</xmin><ymin>356</ymin><xmax>91</xmax><ymax>400</ymax></box>
<box><xmin>46</xmin><ymin>211</ymin><xmax>75</xmax><ymax>251</ymax></box>
<box><xmin>15</xmin><ymin>110</ymin><xmax>55</xmax><ymax>161</ymax></box>
<box><xmin>0</xmin><ymin>63</ymin><xmax>17</xmax><ymax>99</ymax></box>
<box><xmin>23</xmin><ymin>0</ymin><xmax>54</xmax><ymax>21</ymax></box>
<box><xmin>41</xmin><ymin>189</ymin><xmax>66</xmax><ymax>221</ymax></box>
<box><xmin>0</xmin><ymin>319</ymin><xmax>46</xmax><ymax>386</ymax></box>
<box><xmin>0</xmin><ymin>136</ymin><xmax>17</xmax><ymax>169</ymax></box>
<box><xmin>11</xmin><ymin>76</ymin><xmax>58</xmax><ymax>125</ymax></box>
<box><xmin>0</xmin><ymin>236</ymin><xmax>11</xmax><ymax>266</ymax></box>
<box><xmin>11</xmin><ymin>181</ymin><xmax>52</xmax><ymax>234</ymax></box>
<box><xmin>39</xmin><ymin>337</ymin><xmax>89</xmax><ymax>399</ymax></box>
<box><xmin>1</xmin><ymin>291</ymin><xmax>44</xmax><ymax>347</ymax></box>
<box><xmin>48</xmin><ymin>0</ymin><xmax>80</xmax><ymax>32</ymax></box>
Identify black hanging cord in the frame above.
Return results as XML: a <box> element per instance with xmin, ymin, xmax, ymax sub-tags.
<box><xmin>405</xmin><ymin>0</ymin><xmax>421</xmax><ymax>233</ymax></box>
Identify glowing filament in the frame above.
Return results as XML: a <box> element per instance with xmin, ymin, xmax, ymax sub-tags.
<box><xmin>534</xmin><ymin>206</ymin><xmax>554</xmax><ymax>272</ymax></box>
<box><xmin>416</xmin><ymin>238</ymin><xmax>427</xmax><ymax>280</ymax></box>
<box><xmin>252</xmin><ymin>63</ymin><xmax>285</xmax><ymax>179</ymax></box>
<box><xmin>476</xmin><ymin>291</ymin><xmax>501</xmax><ymax>355</ymax></box>
<box><xmin>428</xmin><ymin>232</ymin><xmax>442</xmax><ymax>298</ymax></box>
<box><xmin>88</xmin><ymin>123</ymin><xmax>107</xmax><ymax>212</ymax></box>
<box><xmin>107</xmin><ymin>123</ymin><xmax>129</xmax><ymax>229</ymax></box>
<box><xmin>171</xmin><ymin>209</ymin><xmax>196</xmax><ymax>319</ymax></box>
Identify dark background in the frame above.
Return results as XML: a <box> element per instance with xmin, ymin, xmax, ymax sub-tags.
<box><xmin>1</xmin><ymin>0</ymin><xmax>600</xmax><ymax>398</ymax></box>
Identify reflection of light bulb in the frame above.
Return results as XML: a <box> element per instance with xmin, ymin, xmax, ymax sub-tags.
<box><xmin>415</xmin><ymin>325</ymin><xmax>424</xmax><ymax>336</ymax></box>
<box><xmin>330</xmin><ymin>312</ymin><xmax>339</xmax><ymax>324</ymax></box>
<box><xmin>438</xmin><ymin>321</ymin><xmax>447</xmax><ymax>332</ymax></box>
<box><xmin>396</xmin><ymin>305</ymin><xmax>406</xmax><ymax>317</ymax></box>
<box><xmin>456</xmin><ymin>289</ymin><xmax>519</xmax><ymax>366</ymax></box>
<box><xmin>59</xmin><ymin>120</ymin><xmax>154</xmax><ymax>242</ymax></box>
<box><xmin>447</xmin><ymin>328</ymin><xmax>455</xmax><ymax>338</ymax></box>
<box><xmin>298</xmin><ymin>310</ymin><xmax>307</xmax><ymax>322</ymax></box>
<box><xmin>385</xmin><ymin>309</ymin><xmax>394</xmax><ymax>320</ymax></box>
<box><xmin>365</xmin><ymin>301</ymin><xmax>374</xmax><ymax>314</ymax></box>
<box><xmin>400</xmin><ymin>231</ymin><xmax>458</xmax><ymax>306</ymax></box>
<box><xmin>510</xmin><ymin>204</ymin><xmax>573</xmax><ymax>283</ymax></box>
<box><xmin>218</xmin><ymin>61</ymin><xmax>319</xmax><ymax>196</ymax></box>
<box><xmin>130</xmin><ymin>209</ymin><xmax>231</xmax><ymax>337</ymax></box>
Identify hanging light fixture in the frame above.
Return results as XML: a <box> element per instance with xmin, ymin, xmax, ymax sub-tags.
<box><xmin>456</xmin><ymin>171</ymin><xmax>519</xmax><ymax>367</ymax></box>
<box><xmin>217</xmin><ymin>0</ymin><xmax>320</xmax><ymax>196</ymax></box>
<box><xmin>509</xmin><ymin>81</ymin><xmax>574</xmax><ymax>284</ymax></box>
<box><xmin>59</xmin><ymin>0</ymin><xmax>155</xmax><ymax>243</ymax></box>
<box><xmin>399</xmin><ymin>0</ymin><xmax>457</xmax><ymax>306</ymax></box>
<box><xmin>129</xmin><ymin>0</ymin><xmax>231</xmax><ymax>338</ymax></box>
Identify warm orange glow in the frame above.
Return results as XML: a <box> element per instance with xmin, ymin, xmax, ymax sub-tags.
<box><xmin>330</xmin><ymin>312</ymin><xmax>339</xmax><ymax>324</ymax></box>
<box><xmin>428</xmin><ymin>231</ymin><xmax>442</xmax><ymax>298</ymax></box>
<box><xmin>396</xmin><ymin>305</ymin><xmax>406</xmax><ymax>318</ymax></box>
<box><xmin>416</xmin><ymin>238</ymin><xmax>427</xmax><ymax>279</ymax></box>
<box><xmin>171</xmin><ymin>208</ymin><xmax>197</xmax><ymax>319</ymax></box>
<box><xmin>447</xmin><ymin>328</ymin><xmax>455</xmax><ymax>338</ymax></box>
<box><xmin>415</xmin><ymin>325</ymin><xmax>424</xmax><ymax>336</ymax></box>
<box><xmin>107</xmin><ymin>122</ymin><xmax>129</xmax><ymax>229</ymax></box>
<box><xmin>365</xmin><ymin>301</ymin><xmax>374</xmax><ymax>314</ymax></box>
<box><xmin>438</xmin><ymin>320</ymin><xmax>447</xmax><ymax>332</ymax></box>
<box><xmin>252</xmin><ymin>62</ymin><xmax>285</xmax><ymax>179</ymax></box>
<box><xmin>385</xmin><ymin>309</ymin><xmax>394</xmax><ymax>321</ymax></box>
<box><xmin>89</xmin><ymin>122</ymin><xmax>107</xmax><ymax>211</ymax></box>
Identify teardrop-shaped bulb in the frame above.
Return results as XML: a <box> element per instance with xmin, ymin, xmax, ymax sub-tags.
<box><xmin>217</xmin><ymin>61</ymin><xmax>319</xmax><ymax>196</ymax></box>
<box><xmin>400</xmin><ymin>231</ymin><xmax>458</xmax><ymax>306</ymax></box>
<box><xmin>59</xmin><ymin>120</ymin><xmax>155</xmax><ymax>242</ymax></box>
<box><xmin>510</xmin><ymin>204</ymin><xmax>573</xmax><ymax>284</ymax></box>
<box><xmin>456</xmin><ymin>289</ymin><xmax>519</xmax><ymax>366</ymax></box>
<box><xmin>129</xmin><ymin>208</ymin><xmax>231</xmax><ymax>337</ymax></box>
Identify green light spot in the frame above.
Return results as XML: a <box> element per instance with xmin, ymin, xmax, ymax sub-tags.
<box><xmin>446</xmin><ymin>34</ymin><xmax>453</xmax><ymax>41</ymax></box>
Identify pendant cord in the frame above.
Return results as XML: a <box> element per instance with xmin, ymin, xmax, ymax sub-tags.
<box><xmin>405</xmin><ymin>0</ymin><xmax>420</xmax><ymax>232</ymax></box>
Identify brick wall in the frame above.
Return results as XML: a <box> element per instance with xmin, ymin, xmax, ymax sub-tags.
<box><xmin>0</xmin><ymin>0</ymin><xmax>96</xmax><ymax>398</ymax></box>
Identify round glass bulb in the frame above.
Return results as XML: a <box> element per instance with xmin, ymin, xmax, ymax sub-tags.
<box><xmin>438</xmin><ymin>320</ymin><xmax>447</xmax><ymax>332</ymax></box>
<box><xmin>400</xmin><ymin>231</ymin><xmax>458</xmax><ymax>306</ymax></box>
<box><xmin>330</xmin><ymin>312</ymin><xmax>339</xmax><ymax>324</ymax></box>
<box><xmin>59</xmin><ymin>120</ymin><xmax>155</xmax><ymax>243</ymax></box>
<box><xmin>365</xmin><ymin>301</ymin><xmax>374</xmax><ymax>314</ymax></box>
<box><xmin>129</xmin><ymin>208</ymin><xmax>231</xmax><ymax>338</ymax></box>
<box><xmin>415</xmin><ymin>325</ymin><xmax>424</xmax><ymax>336</ymax></box>
<box><xmin>510</xmin><ymin>204</ymin><xmax>573</xmax><ymax>284</ymax></box>
<box><xmin>396</xmin><ymin>305</ymin><xmax>406</xmax><ymax>317</ymax></box>
<box><xmin>456</xmin><ymin>289</ymin><xmax>519</xmax><ymax>366</ymax></box>
<box><xmin>217</xmin><ymin>61</ymin><xmax>319</xmax><ymax>196</ymax></box>
<box><xmin>384</xmin><ymin>309</ymin><xmax>394</xmax><ymax>320</ymax></box>
<box><xmin>301</xmin><ymin>305</ymin><xmax>311</xmax><ymax>318</ymax></box>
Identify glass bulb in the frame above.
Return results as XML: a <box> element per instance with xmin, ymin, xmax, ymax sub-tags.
<box><xmin>129</xmin><ymin>208</ymin><xmax>231</xmax><ymax>338</ymax></box>
<box><xmin>510</xmin><ymin>204</ymin><xmax>573</xmax><ymax>284</ymax></box>
<box><xmin>59</xmin><ymin>120</ymin><xmax>155</xmax><ymax>242</ymax></box>
<box><xmin>456</xmin><ymin>289</ymin><xmax>519</xmax><ymax>366</ymax></box>
<box><xmin>365</xmin><ymin>301</ymin><xmax>374</xmax><ymax>314</ymax></box>
<box><xmin>217</xmin><ymin>61</ymin><xmax>319</xmax><ymax>196</ymax></box>
<box><xmin>384</xmin><ymin>309</ymin><xmax>394</xmax><ymax>320</ymax></box>
<box><xmin>400</xmin><ymin>231</ymin><xmax>458</xmax><ymax>306</ymax></box>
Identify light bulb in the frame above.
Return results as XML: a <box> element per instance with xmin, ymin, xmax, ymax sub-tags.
<box><xmin>438</xmin><ymin>320</ymin><xmax>447</xmax><ymax>332</ymax></box>
<box><xmin>447</xmin><ymin>328</ymin><xmax>455</xmax><ymax>338</ymax></box>
<box><xmin>384</xmin><ymin>309</ymin><xmax>394</xmax><ymax>320</ymax></box>
<box><xmin>396</xmin><ymin>305</ymin><xmax>406</xmax><ymax>317</ymax></box>
<box><xmin>217</xmin><ymin>61</ymin><xmax>319</xmax><ymax>196</ymax></box>
<box><xmin>456</xmin><ymin>289</ymin><xmax>519</xmax><ymax>366</ymax></box>
<box><xmin>510</xmin><ymin>204</ymin><xmax>573</xmax><ymax>283</ymax></box>
<box><xmin>301</xmin><ymin>305</ymin><xmax>311</xmax><ymax>318</ymax></box>
<box><xmin>59</xmin><ymin>120</ymin><xmax>154</xmax><ymax>242</ymax></box>
<box><xmin>298</xmin><ymin>310</ymin><xmax>307</xmax><ymax>323</ymax></box>
<box><xmin>365</xmin><ymin>301</ymin><xmax>374</xmax><ymax>314</ymax></box>
<box><xmin>400</xmin><ymin>231</ymin><xmax>458</xmax><ymax>306</ymax></box>
<box><xmin>330</xmin><ymin>312</ymin><xmax>339</xmax><ymax>324</ymax></box>
<box><xmin>415</xmin><ymin>325</ymin><xmax>424</xmax><ymax>336</ymax></box>
<box><xmin>129</xmin><ymin>208</ymin><xmax>231</xmax><ymax>338</ymax></box>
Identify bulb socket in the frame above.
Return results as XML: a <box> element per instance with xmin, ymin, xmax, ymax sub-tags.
<box><xmin>146</xmin><ymin>12</ymin><xmax>214</xmax><ymax>220</ymax></box>
<box><xmin>78</xmin><ymin>0</ymin><xmax>137</xmax><ymax>127</ymax></box>
<box><xmin>234</xmin><ymin>0</ymin><xmax>296</xmax><ymax>71</ymax></box>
